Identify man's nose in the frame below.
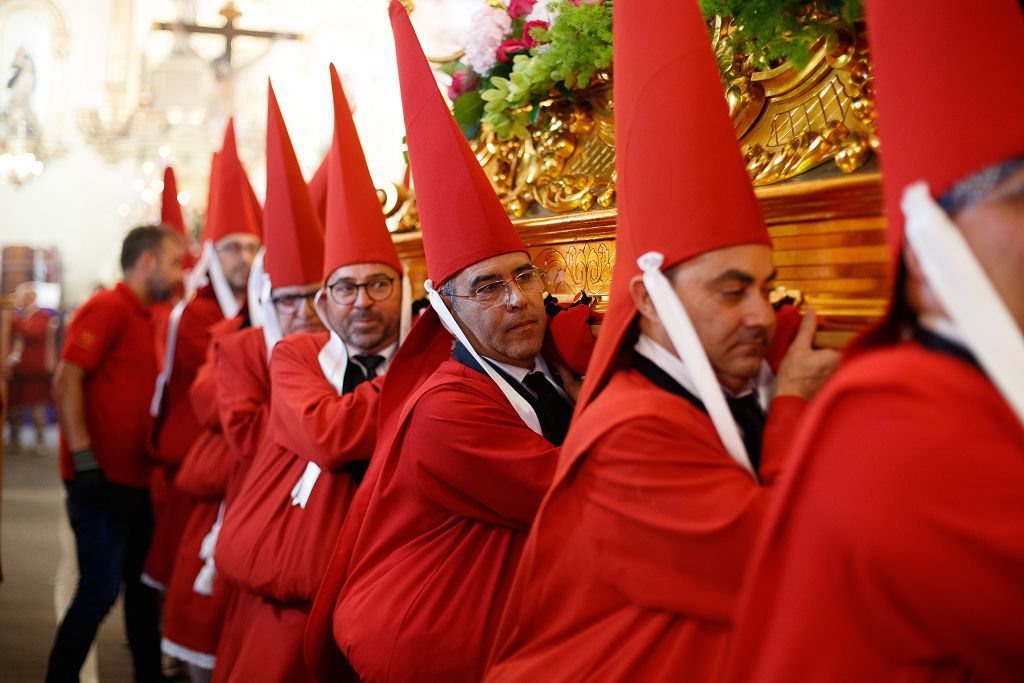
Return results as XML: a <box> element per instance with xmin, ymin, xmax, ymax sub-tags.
<box><xmin>504</xmin><ymin>280</ymin><xmax>528</xmax><ymax>310</ymax></box>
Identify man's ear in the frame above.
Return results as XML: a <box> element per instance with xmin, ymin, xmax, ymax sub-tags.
<box><xmin>629</xmin><ymin>274</ymin><xmax>655</xmax><ymax>320</ymax></box>
<box><xmin>138</xmin><ymin>249</ymin><xmax>157</xmax><ymax>273</ymax></box>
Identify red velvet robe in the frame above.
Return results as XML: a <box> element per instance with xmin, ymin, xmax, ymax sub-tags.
<box><xmin>161</xmin><ymin>316</ymin><xmax>243</xmax><ymax>666</ymax></box>
<box><xmin>484</xmin><ymin>367</ymin><xmax>805</xmax><ymax>682</ymax></box>
<box><xmin>145</xmin><ymin>288</ymin><xmax>225</xmax><ymax>589</ymax></box>
<box><xmin>723</xmin><ymin>342</ymin><xmax>1024</xmax><ymax>682</ymax></box>
<box><xmin>216</xmin><ymin>326</ymin><xmax>271</xmax><ymax>501</ymax></box>
<box><xmin>214</xmin><ymin>331</ymin><xmax>382</xmax><ymax>683</ymax></box>
<box><xmin>207</xmin><ymin>327</ymin><xmax>271</xmax><ymax>681</ymax></box>
<box><xmin>333</xmin><ymin>358</ymin><xmax>560</xmax><ymax>683</ymax></box>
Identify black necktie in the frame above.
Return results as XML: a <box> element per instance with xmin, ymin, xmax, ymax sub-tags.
<box><xmin>523</xmin><ymin>371</ymin><xmax>574</xmax><ymax>446</ymax></box>
<box><xmin>726</xmin><ymin>393</ymin><xmax>765</xmax><ymax>474</ymax></box>
<box><xmin>352</xmin><ymin>354</ymin><xmax>386</xmax><ymax>381</ymax></box>
<box><xmin>341</xmin><ymin>354</ymin><xmax>385</xmax><ymax>486</ymax></box>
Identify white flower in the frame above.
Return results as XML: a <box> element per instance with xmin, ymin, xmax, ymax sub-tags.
<box><xmin>526</xmin><ymin>1</ymin><xmax>558</xmax><ymax>25</ymax></box>
<box><xmin>464</xmin><ymin>4</ymin><xmax>512</xmax><ymax>75</ymax></box>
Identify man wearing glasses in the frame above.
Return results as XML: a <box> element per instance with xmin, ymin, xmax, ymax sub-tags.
<box><xmin>325</xmin><ymin>7</ymin><xmax>583</xmax><ymax>682</ymax></box>
<box><xmin>215</xmin><ymin>69</ymin><xmax>411</xmax><ymax>682</ymax></box>
<box><xmin>159</xmin><ymin>89</ymin><xmax>320</xmax><ymax>683</ymax></box>
<box><xmin>145</xmin><ymin>121</ymin><xmax>262</xmax><ymax>596</ymax></box>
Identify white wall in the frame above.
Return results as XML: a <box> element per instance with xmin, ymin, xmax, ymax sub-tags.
<box><xmin>0</xmin><ymin>0</ymin><xmax>479</xmax><ymax>307</ymax></box>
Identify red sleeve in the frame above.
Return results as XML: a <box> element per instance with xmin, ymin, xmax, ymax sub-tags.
<box><xmin>409</xmin><ymin>380</ymin><xmax>559</xmax><ymax>529</ymax></box>
<box><xmin>217</xmin><ymin>334</ymin><xmax>269</xmax><ymax>463</ymax></box>
<box><xmin>578</xmin><ymin>411</ymin><xmax>773</xmax><ymax>622</ymax></box>
<box><xmin>268</xmin><ymin>339</ymin><xmax>383</xmax><ymax>471</ymax></box>
<box><xmin>61</xmin><ymin>296</ymin><xmax>121</xmax><ymax>371</ymax></box>
<box><xmin>189</xmin><ymin>344</ymin><xmax>221</xmax><ymax>429</ymax></box>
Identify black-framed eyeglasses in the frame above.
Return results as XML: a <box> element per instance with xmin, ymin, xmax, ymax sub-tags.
<box><xmin>271</xmin><ymin>291</ymin><xmax>317</xmax><ymax>313</ymax></box>
<box><xmin>326</xmin><ymin>277</ymin><xmax>396</xmax><ymax>306</ymax></box>
<box><xmin>445</xmin><ymin>268</ymin><xmax>546</xmax><ymax>308</ymax></box>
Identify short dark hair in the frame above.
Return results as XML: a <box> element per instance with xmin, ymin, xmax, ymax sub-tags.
<box><xmin>120</xmin><ymin>225</ymin><xmax>179</xmax><ymax>272</ymax></box>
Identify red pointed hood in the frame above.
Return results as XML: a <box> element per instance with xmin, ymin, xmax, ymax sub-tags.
<box><xmin>849</xmin><ymin>0</ymin><xmax>1024</xmax><ymax>352</ymax></box>
<box><xmin>200</xmin><ymin>151</ymin><xmax>220</xmax><ymax>244</ymax></box>
<box><xmin>264</xmin><ymin>81</ymin><xmax>326</xmax><ymax>287</ymax></box>
<box><xmin>577</xmin><ymin>0</ymin><xmax>769</xmax><ymax>410</ymax></box>
<box><xmin>868</xmin><ymin>0</ymin><xmax>1024</xmax><ymax>249</ymax></box>
<box><xmin>389</xmin><ymin>0</ymin><xmax>526</xmax><ymax>286</ymax></box>
<box><xmin>322</xmin><ymin>64</ymin><xmax>402</xmax><ymax>280</ymax></box>
<box><xmin>161</xmin><ymin>165</ymin><xmax>197</xmax><ymax>268</ymax></box>
<box><xmin>308</xmin><ymin>153</ymin><xmax>329</xmax><ymax>226</ymax></box>
<box><xmin>204</xmin><ymin>118</ymin><xmax>263</xmax><ymax>243</ymax></box>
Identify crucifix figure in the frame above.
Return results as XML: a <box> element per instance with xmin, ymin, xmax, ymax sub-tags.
<box><xmin>152</xmin><ymin>1</ymin><xmax>303</xmax><ymax>117</ymax></box>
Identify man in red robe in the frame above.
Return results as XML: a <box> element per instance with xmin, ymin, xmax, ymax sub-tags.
<box><xmin>144</xmin><ymin>120</ymin><xmax>262</xmax><ymax>593</ymax></box>
<box><xmin>723</xmin><ymin>2</ymin><xmax>1024</xmax><ymax>680</ymax></box>
<box><xmin>208</xmin><ymin>81</ymin><xmax>342</xmax><ymax>683</ymax></box>
<box><xmin>159</xmin><ymin>313</ymin><xmax>245</xmax><ymax>682</ymax></box>
<box><xmin>326</xmin><ymin>6</ymin><xmax>582</xmax><ymax>682</ymax></box>
<box><xmin>46</xmin><ymin>225</ymin><xmax>184</xmax><ymax>683</ymax></box>
<box><xmin>484</xmin><ymin>2</ymin><xmax>839</xmax><ymax>681</ymax></box>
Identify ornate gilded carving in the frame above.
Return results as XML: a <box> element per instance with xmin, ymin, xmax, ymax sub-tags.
<box><xmin>533</xmin><ymin>241</ymin><xmax>615</xmax><ymax>301</ymax></box>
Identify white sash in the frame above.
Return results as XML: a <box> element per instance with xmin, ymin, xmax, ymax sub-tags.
<box><xmin>192</xmin><ymin>502</ymin><xmax>225</xmax><ymax>596</ymax></box>
<box><xmin>638</xmin><ymin>252</ymin><xmax>758</xmax><ymax>481</ymax></box>
<box><xmin>902</xmin><ymin>182</ymin><xmax>1024</xmax><ymax>426</ymax></box>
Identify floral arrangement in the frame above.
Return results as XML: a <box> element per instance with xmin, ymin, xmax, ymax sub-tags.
<box><xmin>447</xmin><ymin>0</ymin><xmax>862</xmax><ymax>142</ymax></box>
<box><xmin>446</xmin><ymin>0</ymin><xmax>613</xmax><ymax>141</ymax></box>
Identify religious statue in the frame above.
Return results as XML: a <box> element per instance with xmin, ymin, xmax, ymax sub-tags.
<box><xmin>5</xmin><ymin>46</ymin><xmax>39</xmax><ymax>136</ymax></box>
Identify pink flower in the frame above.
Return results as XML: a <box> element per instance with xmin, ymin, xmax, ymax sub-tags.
<box><xmin>508</xmin><ymin>0</ymin><xmax>537</xmax><ymax>19</ymax></box>
<box><xmin>521</xmin><ymin>19</ymin><xmax>549</xmax><ymax>48</ymax></box>
<box><xmin>496</xmin><ymin>38</ymin><xmax>527</xmax><ymax>63</ymax></box>
<box><xmin>448</xmin><ymin>70</ymin><xmax>480</xmax><ymax>101</ymax></box>
<box><xmin>465</xmin><ymin>5</ymin><xmax>512</xmax><ymax>74</ymax></box>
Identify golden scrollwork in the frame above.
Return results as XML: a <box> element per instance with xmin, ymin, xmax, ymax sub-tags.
<box><xmin>533</xmin><ymin>241</ymin><xmax>615</xmax><ymax>301</ymax></box>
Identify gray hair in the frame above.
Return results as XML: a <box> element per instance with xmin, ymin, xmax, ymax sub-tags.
<box><xmin>438</xmin><ymin>277</ymin><xmax>459</xmax><ymax>313</ymax></box>
<box><xmin>938</xmin><ymin>155</ymin><xmax>1024</xmax><ymax>215</ymax></box>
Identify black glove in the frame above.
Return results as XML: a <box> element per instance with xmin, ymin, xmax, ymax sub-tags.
<box><xmin>73</xmin><ymin>448</ymin><xmax>109</xmax><ymax>508</ymax></box>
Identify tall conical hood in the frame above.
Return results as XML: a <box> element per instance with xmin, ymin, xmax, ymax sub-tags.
<box><xmin>389</xmin><ymin>0</ymin><xmax>526</xmax><ymax>285</ymax></box>
<box><xmin>322</xmin><ymin>63</ymin><xmax>402</xmax><ymax>280</ymax></box>
<box><xmin>578</xmin><ymin>0</ymin><xmax>770</xmax><ymax>411</ymax></box>
<box><xmin>308</xmin><ymin>153</ymin><xmax>329</xmax><ymax>226</ymax></box>
<box><xmin>161</xmin><ymin>165</ymin><xmax>196</xmax><ymax>268</ymax></box>
<box><xmin>264</xmin><ymin>81</ymin><xmax>326</xmax><ymax>287</ymax></box>
<box><xmin>205</xmin><ymin>118</ymin><xmax>263</xmax><ymax>243</ymax></box>
<box><xmin>855</xmin><ymin>0</ymin><xmax>1024</xmax><ymax>424</ymax></box>
<box><xmin>200</xmin><ymin>151</ymin><xmax>220</xmax><ymax>244</ymax></box>
<box><xmin>868</xmin><ymin>0</ymin><xmax>1024</xmax><ymax>249</ymax></box>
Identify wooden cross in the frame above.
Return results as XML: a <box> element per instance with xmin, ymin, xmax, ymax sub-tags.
<box><xmin>152</xmin><ymin>1</ymin><xmax>302</xmax><ymax>71</ymax></box>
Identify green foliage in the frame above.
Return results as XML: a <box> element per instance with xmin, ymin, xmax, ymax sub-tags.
<box><xmin>699</xmin><ymin>0</ymin><xmax>862</xmax><ymax>70</ymax></box>
<box><xmin>530</xmin><ymin>1</ymin><xmax>613</xmax><ymax>90</ymax></box>
<box><xmin>452</xmin><ymin>90</ymin><xmax>485</xmax><ymax>139</ymax></box>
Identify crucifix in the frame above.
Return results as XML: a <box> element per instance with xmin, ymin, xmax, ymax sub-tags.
<box><xmin>152</xmin><ymin>1</ymin><xmax>302</xmax><ymax>120</ymax></box>
<box><xmin>152</xmin><ymin>1</ymin><xmax>302</xmax><ymax>71</ymax></box>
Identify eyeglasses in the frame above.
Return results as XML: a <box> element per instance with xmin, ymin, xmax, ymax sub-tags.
<box><xmin>446</xmin><ymin>268</ymin><xmax>546</xmax><ymax>307</ymax></box>
<box><xmin>215</xmin><ymin>242</ymin><xmax>261</xmax><ymax>257</ymax></box>
<box><xmin>271</xmin><ymin>291</ymin><xmax>317</xmax><ymax>313</ymax></box>
<box><xmin>326</xmin><ymin>277</ymin><xmax>396</xmax><ymax>306</ymax></box>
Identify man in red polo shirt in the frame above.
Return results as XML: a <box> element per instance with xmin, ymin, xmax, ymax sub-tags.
<box><xmin>46</xmin><ymin>225</ymin><xmax>184</xmax><ymax>683</ymax></box>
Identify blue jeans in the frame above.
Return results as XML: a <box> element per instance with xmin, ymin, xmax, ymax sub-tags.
<box><xmin>44</xmin><ymin>482</ymin><xmax>162</xmax><ymax>683</ymax></box>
